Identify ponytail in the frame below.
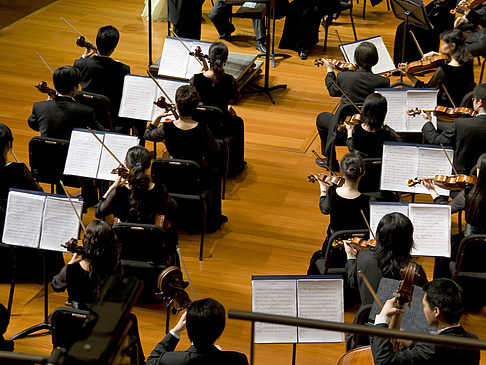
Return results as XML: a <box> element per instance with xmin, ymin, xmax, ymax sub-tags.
<box><xmin>209</xmin><ymin>42</ymin><xmax>229</xmax><ymax>75</ymax></box>
<box><xmin>125</xmin><ymin>146</ymin><xmax>153</xmax><ymax>223</ymax></box>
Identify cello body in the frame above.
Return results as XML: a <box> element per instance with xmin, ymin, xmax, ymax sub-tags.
<box><xmin>336</xmin><ymin>346</ymin><xmax>374</xmax><ymax>365</ymax></box>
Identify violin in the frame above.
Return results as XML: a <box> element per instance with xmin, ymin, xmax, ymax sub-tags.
<box><xmin>407</xmin><ymin>106</ymin><xmax>477</xmax><ymax>121</ymax></box>
<box><xmin>407</xmin><ymin>174</ymin><xmax>477</xmax><ymax>191</ymax></box>
<box><xmin>154</xmin><ymin>96</ymin><xmax>180</xmax><ymax>120</ymax></box>
<box><xmin>332</xmin><ymin>236</ymin><xmax>376</xmax><ymax>250</ymax></box>
<box><xmin>451</xmin><ymin>0</ymin><xmax>486</xmax><ymax>14</ymax></box>
<box><xmin>337</xmin><ymin>114</ymin><xmax>362</xmax><ymax>132</ymax></box>
<box><xmin>111</xmin><ymin>164</ymin><xmax>130</xmax><ymax>179</ymax></box>
<box><xmin>401</xmin><ymin>54</ymin><xmax>448</xmax><ymax>75</ymax></box>
<box><xmin>307</xmin><ymin>173</ymin><xmax>345</xmax><ymax>187</ymax></box>
<box><xmin>190</xmin><ymin>46</ymin><xmax>209</xmax><ymax>71</ymax></box>
<box><xmin>156</xmin><ymin>266</ymin><xmax>191</xmax><ymax>313</ymax></box>
<box><xmin>35</xmin><ymin>81</ymin><xmax>57</xmax><ymax>98</ymax></box>
<box><xmin>76</xmin><ymin>35</ymin><xmax>97</xmax><ymax>53</ymax></box>
<box><xmin>61</xmin><ymin>238</ymin><xmax>85</xmax><ymax>255</ymax></box>
<box><xmin>314</xmin><ymin>58</ymin><xmax>357</xmax><ymax>72</ymax></box>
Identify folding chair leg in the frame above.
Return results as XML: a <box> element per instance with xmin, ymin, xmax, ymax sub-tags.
<box><xmin>323</xmin><ymin>20</ymin><xmax>330</xmax><ymax>52</ymax></box>
<box><xmin>222</xmin><ymin>144</ymin><xmax>229</xmax><ymax>200</ymax></box>
<box><xmin>362</xmin><ymin>0</ymin><xmax>366</xmax><ymax>19</ymax></box>
<box><xmin>386</xmin><ymin>0</ymin><xmax>390</xmax><ymax>10</ymax></box>
<box><xmin>480</xmin><ymin>59</ymin><xmax>486</xmax><ymax>84</ymax></box>
<box><xmin>200</xmin><ymin>200</ymin><xmax>207</xmax><ymax>261</ymax></box>
<box><xmin>350</xmin><ymin>10</ymin><xmax>357</xmax><ymax>40</ymax></box>
<box><xmin>458</xmin><ymin>210</ymin><xmax>463</xmax><ymax>233</ymax></box>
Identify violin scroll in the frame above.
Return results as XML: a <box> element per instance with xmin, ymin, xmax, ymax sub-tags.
<box><xmin>76</xmin><ymin>36</ymin><xmax>97</xmax><ymax>52</ymax></box>
<box><xmin>154</xmin><ymin>96</ymin><xmax>180</xmax><ymax>120</ymax></box>
<box><xmin>35</xmin><ymin>81</ymin><xmax>57</xmax><ymax>98</ymax></box>
<box><xmin>314</xmin><ymin>58</ymin><xmax>357</xmax><ymax>72</ymax></box>
<box><xmin>61</xmin><ymin>238</ymin><xmax>85</xmax><ymax>255</ymax></box>
<box><xmin>111</xmin><ymin>164</ymin><xmax>130</xmax><ymax>179</ymax></box>
<box><xmin>157</xmin><ymin>266</ymin><xmax>191</xmax><ymax>313</ymax></box>
<box><xmin>307</xmin><ymin>173</ymin><xmax>345</xmax><ymax>187</ymax></box>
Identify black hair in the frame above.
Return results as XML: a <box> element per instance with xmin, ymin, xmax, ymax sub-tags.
<box><xmin>186</xmin><ymin>298</ymin><xmax>226</xmax><ymax>349</ymax></box>
<box><xmin>340</xmin><ymin>153</ymin><xmax>365</xmax><ymax>181</ymax></box>
<box><xmin>0</xmin><ymin>303</ymin><xmax>9</xmax><ymax>335</ymax></box>
<box><xmin>440</xmin><ymin>28</ymin><xmax>473</xmax><ymax>65</ymax></box>
<box><xmin>0</xmin><ymin>123</ymin><xmax>13</xmax><ymax>169</ymax></box>
<box><xmin>423</xmin><ymin>279</ymin><xmax>464</xmax><ymax>324</ymax></box>
<box><xmin>96</xmin><ymin>25</ymin><xmax>120</xmax><ymax>55</ymax></box>
<box><xmin>361</xmin><ymin>93</ymin><xmax>387</xmax><ymax>131</ymax></box>
<box><xmin>473</xmin><ymin>83</ymin><xmax>486</xmax><ymax>105</ymax></box>
<box><xmin>53</xmin><ymin>66</ymin><xmax>81</xmax><ymax>95</ymax></box>
<box><xmin>354</xmin><ymin>42</ymin><xmax>379</xmax><ymax>70</ymax></box>
<box><xmin>375</xmin><ymin>212</ymin><xmax>415</xmax><ymax>278</ymax></box>
<box><xmin>125</xmin><ymin>146</ymin><xmax>153</xmax><ymax>223</ymax></box>
<box><xmin>175</xmin><ymin>85</ymin><xmax>200</xmax><ymax>117</ymax></box>
<box><xmin>83</xmin><ymin>220</ymin><xmax>120</xmax><ymax>294</ymax></box>
<box><xmin>465</xmin><ymin>153</ymin><xmax>486</xmax><ymax>226</ymax></box>
<box><xmin>208</xmin><ymin>42</ymin><xmax>229</xmax><ymax>74</ymax></box>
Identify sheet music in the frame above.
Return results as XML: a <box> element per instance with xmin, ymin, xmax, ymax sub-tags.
<box><xmin>39</xmin><ymin>196</ymin><xmax>83</xmax><ymax>252</ymax></box>
<box><xmin>377</xmin><ymin>89</ymin><xmax>407</xmax><ymax>132</ymax></box>
<box><xmin>158</xmin><ymin>37</ymin><xmax>193</xmax><ymax>79</ymax></box>
<box><xmin>97</xmin><ymin>133</ymin><xmax>139</xmax><ymax>181</ymax></box>
<box><xmin>186</xmin><ymin>42</ymin><xmax>212</xmax><ymax>78</ymax></box>
<box><xmin>64</xmin><ymin>129</ymin><xmax>104</xmax><ymax>179</ymax></box>
<box><xmin>2</xmin><ymin>190</ymin><xmax>45</xmax><ymax>248</ymax></box>
<box><xmin>406</xmin><ymin>90</ymin><xmax>438</xmax><ymax>131</ymax></box>
<box><xmin>118</xmin><ymin>75</ymin><xmax>157</xmax><ymax>121</ymax></box>
<box><xmin>252</xmin><ymin>280</ymin><xmax>297</xmax><ymax>343</ymax></box>
<box><xmin>381</xmin><ymin>143</ymin><xmax>418</xmax><ymax>192</ymax></box>
<box><xmin>369</xmin><ymin>202</ymin><xmax>409</xmax><ymax>237</ymax></box>
<box><xmin>412</xmin><ymin>146</ymin><xmax>453</xmax><ymax>196</ymax></box>
<box><xmin>340</xmin><ymin>36</ymin><xmax>395</xmax><ymax>74</ymax></box>
<box><xmin>409</xmin><ymin>204</ymin><xmax>451</xmax><ymax>257</ymax></box>
<box><xmin>297</xmin><ymin>279</ymin><xmax>344</xmax><ymax>343</ymax></box>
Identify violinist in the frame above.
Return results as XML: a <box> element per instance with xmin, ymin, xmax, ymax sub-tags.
<box><xmin>421</xmin><ymin>83</ymin><xmax>486</xmax><ymax>175</ymax></box>
<box><xmin>316</xmin><ymin>42</ymin><xmax>390</xmax><ymax>171</ymax></box>
<box><xmin>190</xmin><ymin>42</ymin><xmax>246</xmax><ymax>177</ymax></box>
<box><xmin>454</xmin><ymin>1</ymin><xmax>486</xmax><ymax>57</ymax></box>
<box><xmin>94</xmin><ymin>146</ymin><xmax>177</xmax><ymax>226</ymax></box>
<box><xmin>147</xmin><ymin>298</ymin><xmax>249</xmax><ymax>365</ymax></box>
<box><xmin>371</xmin><ymin>279</ymin><xmax>479</xmax><ymax>365</ymax></box>
<box><xmin>401</xmin><ymin>29</ymin><xmax>475</xmax><ymax>109</ymax></box>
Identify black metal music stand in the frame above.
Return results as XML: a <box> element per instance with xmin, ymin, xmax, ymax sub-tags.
<box><xmin>389</xmin><ymin>0</ymin><xmax>431</xmax><ymax>87</ymax></box>
<box><xmin>256</xmin><ymin>7</ymin><xmax>291</xmax><ymax>68</ymax></box>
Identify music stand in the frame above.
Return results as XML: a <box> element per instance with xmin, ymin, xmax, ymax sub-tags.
<box><xmin>257</xmin><ymin>7</ymin><xmax>291</xmax><ymax>68</ymax></box>
<box><xmin>390</xmin><ymin>0</ymin><xmax>431</xmax><ymax>87</ymax></box>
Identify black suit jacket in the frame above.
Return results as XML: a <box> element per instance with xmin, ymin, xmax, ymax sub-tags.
<box><xmin>324</xmin><ymin>69</ymin><xmax>390</xmax><ymax>155</ymax></box>
<box><xmin>371</xmin><ymin>324</ymin><xmax>480</xmax><ymax>365</ymax></box>
<box><xmin>28</xmin><ymin>96</ymin><xmax>100</xmax><ymax>140</ymax></box>
<box><xmin>147</xmin><ymin>333</ymin><xmax>249</xmax><ymax>365</ymax></box>
<box><xmin>74</xmin><ymin>56</ymin><xmax>130</xmax><ymax>116</ymax></box>
<box><xmin>421</xmin><ymin>114</ymin><xmax>486</xmax><ymax>174</ymax></box>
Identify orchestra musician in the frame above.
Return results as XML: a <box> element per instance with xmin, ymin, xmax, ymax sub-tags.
<box><xmin>371</xmin><ymin>279</ymin><xmax>480</xmax><ymax>365</ymax></box>
<box><xmin>147</xmin><ymin>298</ymin><xmax>249</xmax><ymax>365</ymax></box>
<box><xmin>168</xmin><ymin>0</ymin><xmax>205</xmax><ymax>40</ymax></box>
<box><xmin>144</xmin><ymin>85</ymin><xmax>227</xmax><ymax>232</ymax></box>
<box><xmin>421</xmin><ymin>83</ymin><xmax>486</xmax><ymax>175</ymax></box>
<box><xmin>315</xmin><ymin>42</ymin><xmax>390</xmax><ymax>172</ymax></box>
<box><xmin>94</xmin><ymin>145</ymin><xmax>177</xmax><ymax>226</ymax></box>
<box><xmin>401</xmin><ymin>29</ymin><xmax>475</xmax><ymax>109</ymax></box>
<box><xmin>454</xmin><ymin>2</ymin><xmax>486</xmax><ymax>57</ymax></box>
<box><xmin>190</xmin><ymin>42</ymin><xmax>246</xmax><ymax>177</ymax></box>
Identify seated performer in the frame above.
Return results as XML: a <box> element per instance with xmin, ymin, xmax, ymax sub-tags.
<box><xmin>191</xmin><ymin>42</ymin><xmax>246</xmax><ymax>177</ymax></box>
<box><xmin>316</xmin><ymin>42</ymin><xmax>390</xmax><ymax>171</ymax></box>
<box><xmin>28</xmin><ymin>66</ymin><xmax>101</xmax><ymax>140</ymax></box>
<box><xmin>454</xmin><ymin>1</ymin><xmax>486</xmax><ymax>57</ymax></box>
<box><xmin>168</xmin><ymin>0</ymin><xmax>205</xmax><ymax>40</ymax></box>
<box><xmin>95</xmin><ymin>145</ymin><xmax>177</xmax><ymax>226</ymax></box>
<box><xmin>401</xmin><ymin>29</ymin><xmax>475</xmax><ymax>108</ymax></box>
<box><xmin>147</xmin><ymin>298</ymin><xmax>249</xmax><ymax>365</ymax></box>
<box><xmin>209</xmin><ymin>0</ymin><xmax>267</xmax><ymax>53</ymax></box>
<box><xmin>371</xmin><ymin>279</ymin><xmax>480</xmax><ymax>365</ymax></box>
<box><xmin>421</xmin><ymin>83</ymin><xmax>486</xmax><ymax>175</ymax></box>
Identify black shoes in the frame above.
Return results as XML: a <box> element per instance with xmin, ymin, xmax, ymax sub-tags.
<box><xmin>315</xmin><ymin>157</ymin><xmax>340</xmax><ymax>172</ymax></box>
<box><xmin>256</xmin><ymin>40</ymin><xmax>267</xmax><ymax>54</ymax></box>
<box><xmin>299</xmin><ymin>49</ymin><xmax>308</xmax><ymax>60</ymax></box>
<box><xmin>219</xmin><ymin>23</ymin><xmax>236</xmax><ymax>41</ymax></box>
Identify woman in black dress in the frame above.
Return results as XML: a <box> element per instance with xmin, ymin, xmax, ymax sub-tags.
<box><xmin>190</xmin><ymin>42</ymin><xmax>246</xmax><ymax>177</ymax></box>
<box><xmin>95</xmin><ymin>145</ymin><xmax>177</xmax><ymax>226</ymax></box>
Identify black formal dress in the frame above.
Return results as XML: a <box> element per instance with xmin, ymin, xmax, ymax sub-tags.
<box><xmin>147</xmin><ymin>332</ymin><xmax>249</xmax><ymax>365</ymax></box>
<box><xmin>462</xmin><ymin>5</ymin><xmax>486</xmax><ymax>57</ymax></box>
<box><xmin>346</xmin><ymin>125</ymin><xmax>400</xmax><ymax>158</ymax></box>
<box><xmin>191</xmin><ymin>72</ymin><xmax>245</xmax><ymax>176</ymax></box>
<box><xmin>316</xmin><ymin>69</ymin><xmax>390</xmax><ymax>165</ymax></box>
<box><xmin>168</xmin><ymin>0</ymin><xmax>205</xmax><ymax>40</ymax></box>
<box><xmin>422</xmin><ymin>114</ymin><xmax>486</xmax><ymax>174</ymax></box>
<box><xmin>28</xmin><ymin>96</ymin><xmax>100</xmax><ymax>140</ymax></box>
<box><xmin>371</xmin><ymin>324</ymin><xmax>480</xmax><ymax>365</ymax></box>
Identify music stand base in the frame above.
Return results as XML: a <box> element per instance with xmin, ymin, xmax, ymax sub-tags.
<box><xmin>10</xmin><ymin>321</ymin><xmax>51</xmax><ymax>340</ymax></box>
<box><xmin>241</xmin><ymin>82</ymin><xmax>287</xmax><ymax>104</ymax></box>
<box><xmin>390</xmin><ymin>80</ymin><xmax>413</xmax><ymax>88</ymax></box>
<box><xmin>257</xmin><ymin>52</ymin><xmax>292</xmax><ymax>68</ymax></box>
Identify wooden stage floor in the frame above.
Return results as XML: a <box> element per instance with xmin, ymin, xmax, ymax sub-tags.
<box><xmin>0</xmin><ymin>0</ymin><xmax>485</xmax><ymax>363</ymax></box>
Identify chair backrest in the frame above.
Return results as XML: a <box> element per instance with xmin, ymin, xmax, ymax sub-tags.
<box><xmin>359</xmin><ymin>158</ymin><xmax>382</xmax><ymax>193</ymax></box>
<box><xmin>152</xmin><ymin>158</ymin><xmax>204</xmax><ymax>196</ymax></box>
<box><xmin>322</xmin><ymin>229</ymin><xmax>369</xmax><ymax>274</ymax></box>
<box><xmin>113</xmin><ymin>223</ymin><xmax>174</xmax><ymax>265</ymax></box>
<box><xmin>452</xmin><ymin>234</ymin><xmax>486</xmax><ymax>280</ymax></box>
<box><xmin>461</xmin><ymin>130</ymin><xmax>486</xmax><ymax>174</ymax></box>
<box><xmin>29</xmin><ymin>136</ymin><xmax>80</xmax><ymax>188</ymax></box>
<box><xmin>75</xmin><ymin>91</ymin><xmax>113</xmax><ymax>131</ymax></box>
<box><xmin>50</xmin><ymin>307</ymin><xmax>89</xmax><ymax>349</ymax></box>
<box><xmin>193</xmin><ymin>105</ymin><xmax>225</xmax><ymax>139</ymax></box>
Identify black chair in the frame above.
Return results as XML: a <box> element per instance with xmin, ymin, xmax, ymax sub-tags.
<box><xmin>75</xmin><ymin>91</ymin><xmax>114</xmax><ymax>132</ymax></box>
<box><xmin>50</xmin><ymin>307</ymin><xmax>89</xmax><ymax>349</ymax></box>
<box><xmin>29</xmin><ymin>136</ymin><xmax>80</xmax><ymax>194</ymax></box>
<box><xmin>113</xmin><ymin>223</ymin><xmax>177</xmax><ymax>301</ymax></box>
<box><xmin>323</xmin><ymin>0</ymin><xmax>357</xmax><ymax>52</ymax></box>
<box><xmin>345</xmin><ymin>304</ymin><xmax>372</xmax><ymax>351</ymax></box>
<box><xmin>450</xmin><ymin>234</ymin><xmax>486</xmax><ymax>311</ymax></box>
<box><xmin>359</xmin><ymin>0</ymin><xmax>390</xmax><ymax>20</ymax></box>
<box><xmin>151</xmin><ymin>158</ymin><xmax>210</xmax><ymax>261</ymax></box>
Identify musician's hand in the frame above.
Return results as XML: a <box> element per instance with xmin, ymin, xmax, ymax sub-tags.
<box><xmin>68</xmin><ymin>253</ymin><xmax>83</xmax><ymax>265</ymax></box>
<box><xmin>423</xmin><ymin>180</ymin><xmax>440</xmax><ymax>200</ymax></box>
<box><xmin>397</xmin><ymin>62</ymin><xmax>408</xmax><ymax>69</ymax></box>
<box><xmin>215</xmin><ymin>345</ymin><xmax>223</xmax><ymax>351</ymax></box>
<box><xmin>455</xmin><ymin>15</ymin><xmax>469</xmax><ymax>28</ymax></box>
<box><xmin>172</xmin><ymin>312</ymin><xmax>187</xmax><ymax>336</ymax></box>
<box><xmin>379</xmin><ymin>298</ymin><xmax>403</xmax><ymax>318</ymax></box>
<box><xmin>82</xmin><ymin>49</ymin><xmax>95</xmax><ymax>59</ymax></box>
<box><xmin>420</xmin><ymin>110</ymin><xmax>432</xmax><ymax>122</ymax></box>
<box><xmin>422</xmin><ymin>51</ymin><xmax>440</xmax><ymax>60</ymax></box>
<box><xmin>47</xmin><ymin>94</ymin><xmax>55</xmax><ymax>101</ymax></box>
<box><xmin>345</xmin><ymin>122</ymin><xmax>355</xmax><ymax>137</ymax></box>
<box><xmin>344</xmin><ymin>241</ymin><xmax>358</xmax><ymax>260</ymax></box>
<box><xmin>323</xmin><ymin>60</ymin><xmax>335</xmax><ymax>73</ymax></box>
<box><xmin>228</xmin><ymin>105</ymin><xmax>237</xmax><ymax>116</ymax></box>
<box><xmin>398</xmin><ymin>339</ymin><xmax>413</xmax><ymax>348</ymax></box>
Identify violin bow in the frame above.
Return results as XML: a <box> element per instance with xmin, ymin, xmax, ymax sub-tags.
<box><xmin>59</xmin><ymin>180</ymin><xmax>87</xmax><ymax>234</ymax></box>
<box><xmin>35</xmin><ymin>51</ymin><xmax>54</xmax><ymax>75</ymax></box>
<box><xmin>335</xmin><ymin>30</ymin><xmax>351</xmax><ymax>63</ymax></box>
<box><xmin>311</xmin><ymin>150</ymin><xmax>335</xmax><ymax>175</ymax></box>
<box><xmin>59</xmin><ymin>17</ymin><xmax>96</xmax><ymax>46</ymax></box>
<box><xmin>146</xmin><ymin>70</ymin><xmax>176</xmax><ymax>105</ymax></box>
<box><xmin>171</xmin><ymin>30</ymin><xmax>204</xmax><ymax>67</ymax></box>
<box><xmin>440</xmin><ymin>144</ymin><xmax>459</xmax><ymax>175</ymax></box>
<box><xmin>360</xmin><ymin>209</ymin><xmax>376</xmax><ymax>240</ymax></box>
<box><xmin>358</xmin><ymin>270</ymin><xmax>383</xmax><ymax>310</ymax></box>
<box><xmin>176</xmin><ymin>247</ymin><xmax>198</xmax><ymax>301</ymax></box>
<box><xmin>86</xmin><ymin>127</ymin><xmax>127</xmax><ymax>171</ymax></box>
<box><xmin>9</xmin><ymin>149</ymin><xmax>19</xmax><ymax>163</ymax></box>
<box><xmin>329</xmin><ymin>79</ymin><xmax>361</xmax><ymax>113</ymax></box>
